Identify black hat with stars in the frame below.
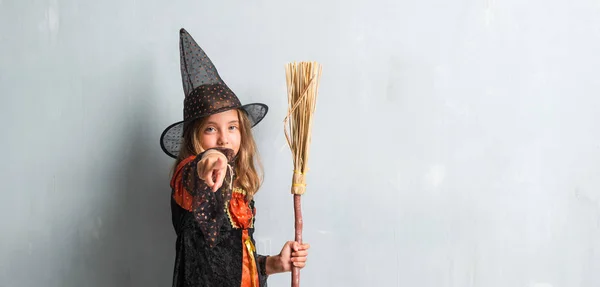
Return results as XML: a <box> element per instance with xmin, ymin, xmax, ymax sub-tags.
<box><xmin>160</xmin><ymin>28</ymin><xmax>268</xmax><ymax>158</ymax></box>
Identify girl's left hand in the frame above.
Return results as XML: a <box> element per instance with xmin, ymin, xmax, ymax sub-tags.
<box><xmin>279</xmin><ymin>241</ymin><xmax>310</xmax><ymax>271</ymax></box>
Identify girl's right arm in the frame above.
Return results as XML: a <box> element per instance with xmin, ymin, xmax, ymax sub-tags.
<box><xmin>179</xmin><ymin>147</ymin><xmax>236</xmax><ymax>247</ymax></box>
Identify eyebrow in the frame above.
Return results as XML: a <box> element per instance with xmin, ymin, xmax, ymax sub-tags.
<box><xmin>206</xmin><ymin>120</ymin><xmax>239</xmax><ymax>125</ymax></box>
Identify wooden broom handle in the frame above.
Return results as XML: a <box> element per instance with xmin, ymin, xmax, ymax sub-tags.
<box><xmin>292</xmin><ymin>194</ymin><xmax>303</xmax><ymax>287</ymax></box>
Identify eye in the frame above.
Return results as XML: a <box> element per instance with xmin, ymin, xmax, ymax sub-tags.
<box><xmin>229</xmin><ymin>125</ymin><xmax>239</xmax><ymax>131</ymax></box>
<box><xmin>204</xmin><ymin>126</ymin><xmax>216</xmax><ymax>133</ymax></box>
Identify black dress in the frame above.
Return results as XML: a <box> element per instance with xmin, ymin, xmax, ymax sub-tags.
<box><xmin>170</xmin><ymin>148</ymin><xmax>269</xmax><ymax>287</ymax></box>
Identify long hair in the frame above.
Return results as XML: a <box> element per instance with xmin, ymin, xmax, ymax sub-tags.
<box><xmin>234</xmin><ymin>109</ymin><xmax>263</xmax><ymax>200</ymax></box>
<box><xmin>171</xmin><ymin>109</ymin><xmax>263</xmax><ymax>200</ymax></box>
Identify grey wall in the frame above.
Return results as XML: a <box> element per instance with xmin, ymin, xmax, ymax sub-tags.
<box><xmin>2</xmin><ymin>0</ymin><xmax>600</xmax><ymax>286</ymax></box>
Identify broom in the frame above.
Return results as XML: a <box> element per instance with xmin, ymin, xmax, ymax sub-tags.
<box><xmin>284</xmin><ymin>61</ymin><xmax>322</xmax><ymax>287</ymax></box>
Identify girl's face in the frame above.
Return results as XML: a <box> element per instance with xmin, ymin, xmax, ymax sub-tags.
<box><xmin>198</xmin><ymin>109</ymin><xmax>241</xmax><ymax>155</ymax></box>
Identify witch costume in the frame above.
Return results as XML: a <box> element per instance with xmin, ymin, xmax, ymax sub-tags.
<box><xmin>160</xmin><ymin>28</ymin><xmax>269</xmax><ymax>287</ymax></box>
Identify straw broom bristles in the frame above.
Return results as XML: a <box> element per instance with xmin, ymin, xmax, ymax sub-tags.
<box><xmin>284</xmin><ymin>61</ymin><xmax>322</xmax><ymax>287</ymax></box>
<box><xmin>284</xmin><ymin>61</ymin><xmax>322</xmax><ymax>194</ymax></box>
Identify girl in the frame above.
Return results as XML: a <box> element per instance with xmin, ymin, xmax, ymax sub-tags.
<box><xmin>160</xmin><ymin>28</ymin><xmax>310</xmax><ymax>287</ymax></box>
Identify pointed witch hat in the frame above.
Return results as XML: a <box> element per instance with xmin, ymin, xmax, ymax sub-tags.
<box><xmin>160</xmin><ymin>28</ymin><xmax>268</xmax><ymax>158</ymax></box>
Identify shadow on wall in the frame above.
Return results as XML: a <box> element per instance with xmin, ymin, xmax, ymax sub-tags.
<box><xmin>62</xmin><ymin>57</ymin><xmax>175</xmax><ymax>287</ymax></box>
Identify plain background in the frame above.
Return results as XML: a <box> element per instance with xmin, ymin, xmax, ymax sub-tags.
<box><xmin>1</xmin><ymin>0</ymin><xmax>600</xmax><ymax>286</ymax></box>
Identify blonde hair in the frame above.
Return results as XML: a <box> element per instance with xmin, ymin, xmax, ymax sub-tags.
<box><xmin>172</xmin><ymin>109</ymin><xmax>263</xmax><ymax>200</ymax></box>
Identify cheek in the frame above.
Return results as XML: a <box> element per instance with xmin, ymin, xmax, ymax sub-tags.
<box><xmin>200</xmin><ymin>134</ymin><xmax>217</xmax><ymax>148</ymax></box>
<box><xmin>232</xmin><ymin>132</ymin><xmax>241</xmax><ymax>149</ymax></box>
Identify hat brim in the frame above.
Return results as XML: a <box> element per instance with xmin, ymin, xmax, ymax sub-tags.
<box><xmin>160</xmin><ymin>103</ymin><xmax>268</xmax><ymax>159</ymax></box>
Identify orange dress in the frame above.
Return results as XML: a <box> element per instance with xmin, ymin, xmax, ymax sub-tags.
<box><xmin>228</xmin><ymin>187</ymin><xmax>260</xmax><ymax>287</ymax></box>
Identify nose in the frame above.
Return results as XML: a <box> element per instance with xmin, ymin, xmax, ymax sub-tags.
<box><xmin>217</xmin><ymin>131</ymin><xmax>229</xmax><ymax>146</ymax></box>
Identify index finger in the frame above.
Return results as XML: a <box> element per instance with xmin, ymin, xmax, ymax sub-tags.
<box><xmin>204</xmin><ymin>169</ymin><xmax>215</xmax><ymax>187</ymax></box>
<box><xmin>212</xmin><ymin>156</ymin><xmax>226</xmax><ymax>170</ymax></box>
<box><xmin>212</xmin><ymin>169</ymin><xmax>225</xmax><ymax>192</ymax></box>
<box><xmin>300</xmin><ymin>243</ymin><xmax>310</xmax><ymax>250</ymax></box>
